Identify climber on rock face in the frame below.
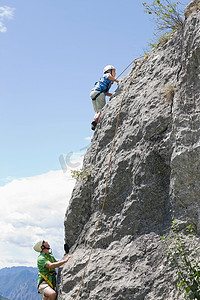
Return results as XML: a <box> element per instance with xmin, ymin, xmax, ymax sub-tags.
<box><xmin>90</xmin><ymin>65</ymin><xmax>119</xmax><ymax>130</ymax></box>
<box><xmin>33</xmin><ymin>239</ymin><xmax>72</xmax><ymax>300</ymax></box>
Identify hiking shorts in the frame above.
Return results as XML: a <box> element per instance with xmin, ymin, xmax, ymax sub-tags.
<box><xmin>38</xmin><ymin>281</ymin><xmax>49</xmax><ymax>296</ymax></box>
<box><xmin>90</xmin><ymin>91</ymin><xmax>106</xmax><ymax>112</ymax></box>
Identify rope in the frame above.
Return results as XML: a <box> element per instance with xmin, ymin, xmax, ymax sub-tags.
<box><xmin>73</xmin><ymin>54</ymin><xmax>149</xmax><ymax>300</ymax></box>
<box><xmin>107</xmin><ymin>55</ymin><xmax>145</xmax><ymax>90</ymax></box>
<box><xmin>116</xmin><ymin>55</ymin><xmax>145</xmax><ymax>80</ymax></box>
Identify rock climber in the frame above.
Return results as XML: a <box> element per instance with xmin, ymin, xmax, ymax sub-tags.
<box><xmin>33</xmin><ymin>239</ymin><xmax>72</xmax><ymax>300</ymax></box>
<box><xmin>90</xmin><ymin>65</ymin><xmax>119</xmax><ymax>130</ymax></box>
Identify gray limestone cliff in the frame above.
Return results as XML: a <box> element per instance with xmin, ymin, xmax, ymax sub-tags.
<box><xmin>58</xmin><ymin>5</ymin><xmax>200</xmax><ymax>300</ymax></box>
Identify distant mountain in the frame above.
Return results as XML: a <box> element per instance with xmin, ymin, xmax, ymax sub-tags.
<box><xmin>0</xmin><ymin>296</ymin><xmax>10</xmax><ymax>300</ymax></box>
<box><xmin>0</xmin><ymin>267</ymin><xmax>42</xmax><ymax>300</ymax></box>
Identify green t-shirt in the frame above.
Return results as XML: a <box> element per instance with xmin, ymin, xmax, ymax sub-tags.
<box><xmin>37</xmin><ymin>252</ymin><xmax>57</xmax><ymax>288</ymax></box>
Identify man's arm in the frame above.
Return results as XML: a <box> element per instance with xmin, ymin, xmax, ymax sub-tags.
<box><xmin>45</xmin><ymin>255</ymin><xmax>72</xmax><ymax>269</ymax></box>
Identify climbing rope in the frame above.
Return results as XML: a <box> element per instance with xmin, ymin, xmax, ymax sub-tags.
<box><xmin>116</xmin><ymin>55</ymin><xmax>145</xmax><ymax>80</ymax></box>
<box><xmin>73</xmin><ymin>54</ymin><xmax>149</xmax><ymax>300</ymax></box>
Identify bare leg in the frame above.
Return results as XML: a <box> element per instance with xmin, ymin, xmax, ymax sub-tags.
<box><xmin>43</xmin><ymin>286</ymin><xmax>57</xmax><ymax>300</ymax></box>
<box><xmin>94</xmin><ymin>112</ymin><xmax>101</xmax><ymax>122</ymax></box>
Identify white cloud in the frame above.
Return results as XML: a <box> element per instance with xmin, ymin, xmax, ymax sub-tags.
<box><xmin>84</xmin><ymin>136</ymin><xmax>92</xmax><ymax>141</ymax></box>
<box><xmin>0</xmin><ymin>157</ymin><xmax>83</xmax><ymax>268</ymax></box>
<box><xmin>0</xmin><ymin>176</ymin><xmax>16</xmax><ymax>186</ymax></box>
<box><xmin>0</xmin><ymin>6</ymin><xmax>15</xmax><ymax>33</ymax></box>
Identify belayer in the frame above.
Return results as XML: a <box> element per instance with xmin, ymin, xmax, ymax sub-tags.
<box><xmin>90</xmin><ymin>65</ymin><xmax>119</xmax><ymax>130</ymax></box>
<box><xmin>33</xmin><ymin>239</ymin><xmax>72</xmax><ymax>300</ymax></box>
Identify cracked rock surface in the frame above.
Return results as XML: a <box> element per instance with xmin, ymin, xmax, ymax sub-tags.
<box><xmin>58</xmin><ymin>7</ymin><xmax>200</xmax><ymax>300</ymax></box>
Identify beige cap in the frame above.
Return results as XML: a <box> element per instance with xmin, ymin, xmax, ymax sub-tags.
<box><xmin>33</xmin><ymin>239</ymin><xmax>43</xmax><ymax>252</ymax></box>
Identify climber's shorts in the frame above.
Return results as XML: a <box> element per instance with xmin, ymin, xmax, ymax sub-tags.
<box><xmin>90</xmin><ymin>91</ymin><xmax>106</xmax><ymax>112</ymax></box>
<box><xmin>38</xmin><ymin>281</ymin><xmax>50</xmax><ymax>296</ymax></box>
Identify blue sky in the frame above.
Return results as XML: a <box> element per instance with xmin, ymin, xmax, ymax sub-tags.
<box><xmin>0</xmin><ymin>0</ymin><xmax>189</xmax><ymax>183</ymax></box>
<box><xmin>0</xmin><ymin>0</ymin><xmax>189</xmax><ymax>267</ymax></box>
<box><xmin>0</xmin><ymin>0</ymin><xmax>158</xmax><ymax>183</ymax></box>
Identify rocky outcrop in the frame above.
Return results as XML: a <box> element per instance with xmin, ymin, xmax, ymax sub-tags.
<box><xmin>57</xmin><ymin>6</ymin><xmax>200</xmax><ymax>300</ymax></box>
<box><xmin>185</xmin><ymin>0</ymin><xmax>200</xmax><ymax>18</ymax></box>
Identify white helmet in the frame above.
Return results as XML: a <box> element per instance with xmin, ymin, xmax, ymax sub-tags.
<box><xmin>33</xmin><ymin>239</ymin><xmax>43</xmax><ymax>252</ymax></box>
<box><xmin>103</xmin><ymin>65</ymin><xmax>115</xmax><ymax>73</ymax></box>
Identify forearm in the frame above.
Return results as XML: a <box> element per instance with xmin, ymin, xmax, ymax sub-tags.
<box><xmin>107</xmin><ymin>75</ymin><xmax>119</xmax><ymax>83</ymax></box>
<box><xmin>46</xmin><ymin>255</ymin><xmax>71</xmax><ymax>269</ymax></box>
<box><xmin>48</xmin><ymin>260</ymin><xmax>66</xmax><ymax>269</ymax></box>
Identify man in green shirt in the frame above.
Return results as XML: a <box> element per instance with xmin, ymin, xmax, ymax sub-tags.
<box><xmin>33</xmin><ymin>240</ymin><xmax>71</xmax><ymax>300</ymax></box>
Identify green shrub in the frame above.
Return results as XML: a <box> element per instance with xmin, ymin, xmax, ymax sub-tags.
<box><xmin>145</xmin><ymin>31</ymin><xmax>171</xmax><ymax>51</ymax></box>
<box><xmin>162</xmin><ymin>220</ymin><xmax>200</xmax><ymax>299</ymax></box>
<box><xmin>142</xmin><ymin>0</ymin><xmax>183</xmax><ymax>32</ymax></box>
<box><xmin>71</xmin><ymin>165</ymin><xmax>92</xmax><ymax>182</ymax></box>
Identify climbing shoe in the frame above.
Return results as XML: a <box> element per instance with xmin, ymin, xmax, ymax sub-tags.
<box><xmin>91</xmin><ymin>120</ymin><xmax>97</xmax><ymax>131</ymax></box>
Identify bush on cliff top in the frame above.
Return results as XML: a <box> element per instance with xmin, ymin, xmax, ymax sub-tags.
<box><xmin>142</xmin><ymin>0</ymin><xmax>183</xmax><ymax>32</ymax></box>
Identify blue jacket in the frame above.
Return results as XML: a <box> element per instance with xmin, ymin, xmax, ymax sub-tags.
<box><xmin>92</xmin><ymin>74</ymin><xmax>112</xmax><ymax>95</ymax></box>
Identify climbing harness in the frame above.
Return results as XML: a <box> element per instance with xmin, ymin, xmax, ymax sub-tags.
<box><xmin>38</xmin><ymin>253</ymin><xmax>56</xmax><ymax>290</ymax></box>
<box><xmin>91</xmin><ymin>91</ymin><xmax>103</xmax><ymax>101</ymax></box>
<box><xmin>73</xmin><ymin>54</ymin><xmax>149</xmax><ymax>300</ymax></box>
<box><xmin>91</xmin><ymin>73</ymin><xmax>113</xmax><ymax>101</ymax></box>
<box><xmin>38</xmin><ymin>271</ymin><xmax>56</xmax><ymax>289</ymax></box>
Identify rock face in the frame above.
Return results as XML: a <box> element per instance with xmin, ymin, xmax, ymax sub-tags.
<box><xmin>185</xmin><ymin>0</ymin><xmax>200</xmax><ymax>18</ymax></box>
<box><xmin>58</xmin><ymin>7</ymin><xmax>200</xmax><ymax>300</ymax></box>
